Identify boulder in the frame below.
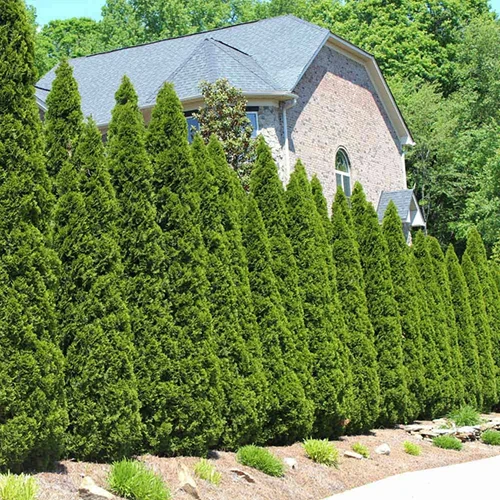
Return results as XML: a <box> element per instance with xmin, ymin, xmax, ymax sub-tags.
<box><xmin>78</xmin><ymin>477</ymin><xmax>115</xmax><ymax>500</ymax></box>
<box><xmin>375</xmin><ymin>444</ymin><xmax>391</xmax><ymax>456</ymax></box>
<box><xmin>344</xmin><ymin>451</ymin><xmax>363</xmax><ymax>460</ymax></box>
<box><xmin>456</xmin><ymin>426</ymin><xmax>479</xmax><ymax>441</ymax></box>
<box><xmin>178</xmin><ymin>464</ymin><xmax>200</xmax><ymax>499</ymax></box>
<box><xmin>284</xmin><ymin>457</ymin><xmax>298</xmax><ymax>470</ymax></box>
<box><xmin>231</xmin><ymin>468</ymin><xmax>256</xmax><ymax>483</ymax></box>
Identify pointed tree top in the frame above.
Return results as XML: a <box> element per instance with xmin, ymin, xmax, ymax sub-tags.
<box><xmin>114</xmin><ymin>75</ymin><xmax>138</xmax><ymax>105</ymax></box>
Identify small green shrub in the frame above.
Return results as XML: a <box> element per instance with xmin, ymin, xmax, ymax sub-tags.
<box><xmin>236</xmin><ymin>446</ymin><xmax>284</xmax><ymax>477</ymax></box>
<box><xmin>303</xmin><ymin>439</ymin><xmax>339</xmax><ymax>467</ymax></box>
<box><xmin>109</xmin><ymin>459</ymin><xmax>171</xmax><ymax>500</ymax></box>
<box><xmin>403</xmin><ymin>441</ymin><xmax>421</xmax><ymax>456</ymax></box>
<box><xmin>448</xmin><ymin>406</ymin><xmax>481</xmax><ymax>427</ymax></box>
<box><xmin>0</xmin><ymin>473</ymin><xmax>37</xmax><ymax>500</ymax></box>
<box><xmin>351</xmin><ymin>442</ymin><xmax>369</xmax><ymax>458</ymax></box>
<box><xmin>433</xmin><ymin>435</ymin><xmax>463</xmax><ymax>451</ymax></box>
<box><xmin>194</xmin><ymin>459</ymin><xmax>221</xmax><ymax>485</ymax></box>
<box><xmin>481</xmin><ymin>430</ymin><xmax>500</xmax><ymax>446</ymax></box>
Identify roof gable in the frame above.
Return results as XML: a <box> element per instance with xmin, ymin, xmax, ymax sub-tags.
<box><xmin>377</xmin><ymin>189</ymin><xmax>425</xmax><ymax>227</ymax></box>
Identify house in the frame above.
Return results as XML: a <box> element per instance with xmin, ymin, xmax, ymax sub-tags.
<box><xmin>35</xmin><ymin>15</ymin><xmax>423</xmax><ymax>224</ymax></box>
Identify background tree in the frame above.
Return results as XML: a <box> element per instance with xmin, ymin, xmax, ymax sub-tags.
<box><xmin>285</xmin><ymin>161</ymin><xmax>352</xmax><ymax>437</ymax></box>
<box><xmin>331</xmin><ymin>187</ymin><xmax>380</xmax><ymax>432</ymax></box>
<box><xmin>44</xmin><ymin>59</ymin><xmax>83</xmax><ymax>181</ymax></box>
<box><xmin>146</xmin><ymin>83</ymin><xmax>224</xmax><ymax>454</ymax></box>
<box><xmin>243</xmin><ymin>196</ymin><xmax>312</xmax><ymax>443</ymax></box>
<box><xmin>250</xmin><ymin>137</ymin><xmax>313</xmax><ymax>413</ymax></box>
<box><xmin>351</xmin><ymin>183</ymin><xmax>408</xmax><ymax>425</ymax></box>
<box><xmin>194</xmin><ymin>78</ymin><xmax>254</xmax><ymax>188</ymax></box>
<box><xmin>107</xmin><ymin>76</ymin><xmax>177</xmax><ymax>454</ymax></box>
<box><xmin>0</xmin><ymin>0</ymin><xmax>67</xmax><ymax>472</ymax></box>
<box><xmin>192</xmin><ymin>135</ymin><xmax>264</xmax><ymax>448</ymax></box>
<box><xmin>462</xmin><ymin>252</ymin><xmax>498</xmax><ymax>409</ymax></box>
<box><xmin>381</xmin><ymin>202</ymin><xmax>426</xmax><ymax>421</ymax></box>
<box><xmin>445</xmin><ymin>245</ymin><xmax>482</xmax><ymax>408</ymax></box>
<box><xmin>58</xmin><ymin>119</ymin><xmax>142</xmax><ymax>461</ymax></box>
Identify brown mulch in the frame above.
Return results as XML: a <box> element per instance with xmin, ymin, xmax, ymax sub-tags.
<box><xmin>35</xmin><ymin>413</ymin><xmax>500</xmax><ymax>500</ymax></box>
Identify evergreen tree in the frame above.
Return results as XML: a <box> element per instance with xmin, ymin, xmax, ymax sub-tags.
<box><xmin>55</xmin><ymin>119</ymin><xmax>142</xmax><ymax>461</ymax></box>
<box><xmin>462</xmin><ymin>252</ymin><xmax>498</xmax><ymax>409</ymax></box>
<box><xmin>192</xmin><ymin>135</ymin><xmax>264</xmax><ymax>448</ymax></box>
<box><xmin>428</xmin><ymin>237</ymin><xmax>465</xmax><ymax>407</ymax></box>
<box><xmin>464</xmin><ymin>228</ymin><xmax>500</xmax><ymax>399</ymax></box>
<box><xmin>311</xmin><ymin>174</ymin><xmax>333</xmax><ymax>242</ymax></box>
<box><xmin>44</xmin><ymin>59</ymin><xmax>83</xmax><ymax>182</ymax></box>
<box><xmin>0</xmin><ymin>0</ymin><xmax>67</xmax><ymax>472</ymax></box>
<box><xmin>412</xmin><ymin>230</ymin><xmax>455</xmax><ymax>415</ymax></box>
<box><xmin>351</xmin><ymin>183</ymin><xmax>408</xmax><ymax>426</ymax></box>
<box><xmin>249</xmin><ymin>137</ymin><xmax>313</xmax><ymax>419</ymax></box>
<box><xmin>331</xmin><ymin>187</ymin><xmax>381</xmax><ymax>433</ymax></box>
<box><xmin>445</xmin><ymin>245</ymin><xmax>482</xmax><ymax>409</ymax></box>
<box><xmin>107</xmin><ymin>76</ymin><xmax>177</xmax><ymax>454</ymax></box>
<box><xmin>243</xmin><ymin>195</ymin><xmax>312</xmax><ymax>443</ymax></box>
<box><xmin>146</xmin><ymin>83</ymin><xmax>224</xmax><ymax>454</ymax></box>
<box><xmin>382</xmin><ymin>201</ymin><xmax>426</xmax><ymax>421</ymax></box>
<box><xmin>285</xmin><ymin>161</ymin><xmax>352</xmax><ymax>438</ymax></box>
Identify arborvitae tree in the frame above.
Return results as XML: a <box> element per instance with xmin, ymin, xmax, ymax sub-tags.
<box><xmin>331</xmin><ymin>187</ymin><xmax>381</xmax><ymax>433</ymax></box>
<box><xmin>44</xmin><ymin>59</ymin><xmax>83</xmax><ymax>182</ymax></box>
<box><xmin>285</xmin><ymin>161</ymin><xmax>352</xmax><ymax>438</ymax></box>
<box><xmin>465</xmin><ymin>228</ymin><xmax>500</xmax><ymax>399</ymax></box>
<box><xmin>462</xmin><ymin>252</ymin><xmax>498</xmax><ymax>409</ymax></box>
<box><xmin>243</xmin><ymin>195</ymin><xmax>312</xmax><ymax>443</ymax></box>
<box><xmin>412</xmin><ymin>230</ymin><xmax>455</xmax><ymax>415</ymax></box>
<box><xmin>311</xmin><ymin>174</ymin><xmax>333</xmax><ymax>243</ymax></box>
<box><xmin>428</xmin><ymin>237</ymin><xmax>465</xmax><ymax>408</ymax></box>
<box><xmin>249</xmin><ymin>137</ymin><xmax>313</xmax><ymax>420</ymax></box>
<box><xmin>491</xmin><ymin>260</ymin><xmax>500</xmax><ymax>294</ymax></box>
<box><xmin>107</xmin><ymin>76</ymin><xmax>177</xmax><ymax>454</ymax></box>
<box><xmin>191</xmin><ymin>135</ymin><xmax>264</xmax><ymax>448</ymax></box>
<box><xmin>55</xmin><ymin>119</ymin><xmax>142</xmax><ymax>461</ymax></box>
<box><xmin>0</xmin><ymin>0</ymin><xmax>67</xmax><ymax>472</ymax></box>
<box><xmin>382</xmin><ymin>201</ymin><xmax>426</xmax><ymax>421</ymax></box>
<box><xmin>146</xmin><ymin>83</ymin><xmax>224</xmax><ymax>454</ymax></box>
<box><xmin>350</xmin><ymin>183</ymin><xmax>408</xmax><ymax>426</ymax></box>
<box><xmin>445</xmin><ymin>245</ymin><xmax>482</xmax><ymax>409</ymax></box>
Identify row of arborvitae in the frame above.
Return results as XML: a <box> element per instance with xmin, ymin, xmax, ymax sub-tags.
<box><xmin>2</xmin><ymin>0</ymin><xmax>500</xmax><ymax>473</ymax></box>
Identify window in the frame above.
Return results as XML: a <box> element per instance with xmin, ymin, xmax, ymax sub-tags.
<box><xmin>335</xmin><ymin>148</ymin><xmax>351</xmax><ymax>197</ymax></box>
<box><xmin>184</xmin><ymin>110</ymin><xmax>259</xmax><ymax>143</ymax></box>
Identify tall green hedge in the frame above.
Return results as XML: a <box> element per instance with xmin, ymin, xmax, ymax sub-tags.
<box><xmin>331</xmin><ymin>187</ymin><xmax>380</xmax><ymax>433</ymax></box>
<box><xmin>382</xmin><ymin>201</ymin><xmax>426</xmax><ymax>421</ymax></box>
<box><xmin>286</xmin><ymin>161</ymin><xmax>352</xmax><ymax>437</ymax></box>
<box><xmin>0</xmin><ymin>0</ymin><xmax>67</xmax><ymax>472</ymax></box>
<box><xmin>351</xmin><ymin>183</ymin><xmax>408</xmax><ymax>426</ymax></box>
<box><xmin>146</xmin><ymin>84</ymin><xmax>224</xmax><ymax>454</ymax></box>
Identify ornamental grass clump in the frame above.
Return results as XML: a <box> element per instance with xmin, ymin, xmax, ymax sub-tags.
<box><xmin>403</xmin><ymin>441</ymin><xmax>421</xmax><ymax>456</ymax></box>
<box><xmin>236</xmin><ymin>446</ymin><xmax>284</xmax><ymax>477</ymax></box>
<box><xmin>303</xmin><ymin>439</ymin><xmax>339</xmax><ymax>467</ymax></box>
<box><xmin>481</xmin><ymin>430</ymin><xmax>500</xmax><ymax>446</ymax></box>
<box><xmin>351</xmin><ymin>442</ymin><xmax>370</xmax><ymax>458</ymax></box>
<box><xmin>448</xmin><ymin>406</ymin><xmax>481</xmax><ymax>427</ymax></box>
<box><xmin>0</xmin><ymin>473</ymin><xmax>38</xmax><ymax>500</ymax></box>
<box><xmin>194</xmin><ymin>459</ymin><xmax>222</xmax><ymax>485</ymax></box>
<box><xmin>108</xmin><ymin>459</ymin><xmax>171</xmax><ymax>500</ymax></box>
<box><xmin>433</xmin><ymin>435</ymin><xmax>463</xmax><ymax>451</ymax></box>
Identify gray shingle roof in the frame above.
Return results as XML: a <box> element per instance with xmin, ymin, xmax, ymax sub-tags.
<box><xmin>376</xmin><ymin>189</ymin><xmax>415</xmax><ymax>223</ymax></box>
<box><xmin>36</xmin><ymin>15</ymin><xmax>329</xmax><ymax>126</ymax></box>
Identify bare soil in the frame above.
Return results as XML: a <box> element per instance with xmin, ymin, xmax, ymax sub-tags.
<box><xmin>35</xmin><ymin>413</ymin><xmax>500</xmax><ymax>500</ymax></box>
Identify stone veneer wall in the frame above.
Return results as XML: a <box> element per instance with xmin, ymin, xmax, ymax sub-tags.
<box><xmin>266</xmin><ymin>44</ymin><xmax>406</xmax><ymax>207</ymax></box>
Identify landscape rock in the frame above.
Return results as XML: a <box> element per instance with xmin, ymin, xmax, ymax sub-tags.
<box><xmin>456</xmin><ymin>426</ymin><xmax>479</xmax><ymax>441</ymax></box>
<box><xmin>403</xmin><ymin>424</ymin><xmax>433</xmax><ymax>433</ymax></box>
<box><xmin>344</xmin><ymin>451</ymin><xmax>364</xmax><ymax>460</ymax></box>
<box><xmin>284</xmin><ymin>457</ymin><xmax>298</xmax><ymax>469</ymax></box>
<box><xmin>78</xmin><ymin>477</ymin><xmax>115</xmax><ymax>500</ymax></box>
<box><xmin>375</xmin><ymin>444</ymin><xmax>391</xmax><ymax>456</ymax></box>
<box><xmin>178</xmin><ymin>464</ymin><xmax>200</xmax><ymax>499</ymax></box>
<box><xmin>231</xmin><ymin>468</ymin><xmax>256</xmax><ymax>483</ymax></box>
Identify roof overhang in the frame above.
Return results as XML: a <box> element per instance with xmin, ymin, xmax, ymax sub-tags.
<box><xmin>324</xmin><ymin>35</ymin><xmax>414</xmax><ymax>147</ymax></box>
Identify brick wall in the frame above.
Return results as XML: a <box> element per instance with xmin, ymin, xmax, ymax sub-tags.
<box><xmin>259</xmin><ymin>44</ymin><xmax>407</xmax><ymax>208</ymax></box>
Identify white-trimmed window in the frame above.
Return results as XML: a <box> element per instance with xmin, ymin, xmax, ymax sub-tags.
<box><xmin>335</xmin><ymin>148</ymin><xmax>351</xmax><ymax>197</ymax></box>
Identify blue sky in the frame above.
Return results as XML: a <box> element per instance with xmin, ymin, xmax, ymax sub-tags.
<box><xmin>28</xmin><ymin>0</ymin><xmax>500</xmax><ymax>26</ymax></box>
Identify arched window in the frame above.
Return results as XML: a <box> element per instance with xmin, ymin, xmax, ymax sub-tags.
<box><xmin>335</xmin><ymin>148</ymin><xmax>351</xmax><ymax>197</ymax></box>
